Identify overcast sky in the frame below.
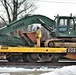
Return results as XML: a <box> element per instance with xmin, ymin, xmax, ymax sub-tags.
<box><xmin>0</xmin><ymin>0</ymin><xmax>76</xmax><ymax>20</ymax></box>
<box><xmin>34</xmin><ymin>0</ymin><xmax>76</xmax><ymax>19</ymax></box>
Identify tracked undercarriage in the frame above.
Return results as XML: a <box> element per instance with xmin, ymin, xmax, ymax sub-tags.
<box><xmin>44</xmin><ymin>38</ymin><xmax>76</xmax><ymax>48</ymax></box>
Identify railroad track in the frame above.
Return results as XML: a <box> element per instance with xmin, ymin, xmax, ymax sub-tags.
<box><xmin>0</xmin><ymin>59</ymin><xmax>75</xmax><ymax>68</ymax></box>
<box><xmin>0</xmin><ymin>61</ymin><xmax>76</xmax><ymax>68</ymax></box>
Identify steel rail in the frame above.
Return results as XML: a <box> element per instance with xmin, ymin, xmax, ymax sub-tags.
<box><xmin>0</xmin><ymin>62</ymin><xmax>75</xmax><ymax>68</ymax></box>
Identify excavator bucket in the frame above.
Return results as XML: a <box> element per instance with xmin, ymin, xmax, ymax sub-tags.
<box><xmin>19</xmin><ymin>30</ymin><xmax>35</xmax><ymax>46</ymax></box>
<box><xmin>25</xmin><ymin>32</ymin><xmax>36</xmax><ymax>43</ymax></box>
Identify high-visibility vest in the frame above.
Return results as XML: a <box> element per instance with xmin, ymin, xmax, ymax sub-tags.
<box><xmin>36</xmin><ymin>29</ymin><xmax>42</xmax><ymax>38</ymax></box>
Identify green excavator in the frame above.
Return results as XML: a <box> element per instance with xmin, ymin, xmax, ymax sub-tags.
<box><xmin>0</xmin><ymin>14</ymin><xmax>76</xmax><ymax>48</ymax></box>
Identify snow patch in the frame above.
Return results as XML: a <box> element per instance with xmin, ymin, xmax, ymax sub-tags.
<box><xmin>41</xmin><ymin>65</ymin><xmax>76</xmax><ymax>75</ymax></box>
<box><xmin>0</xmin><ymin>73</ymin><xmax>10</xmax><ymax>75</ymax></box>
<box><xmin>0</xmin><ymin>67</ymin><xmax>55</xmax><ymax>72</ymax></box>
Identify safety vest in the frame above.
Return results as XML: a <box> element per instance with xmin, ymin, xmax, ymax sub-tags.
<box><xmin>36</xmin><ymin>29</ymin><xmax>42</xmax><ymax>38</ymax></box>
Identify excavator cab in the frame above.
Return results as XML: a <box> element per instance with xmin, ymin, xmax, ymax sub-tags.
<box><xmin>56</xmin><ymin>16</ymin><xmax>76</xmax><ymax>37</ymax></box>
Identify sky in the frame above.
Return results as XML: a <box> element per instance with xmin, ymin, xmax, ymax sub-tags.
<box><xmin>0</xmin><ymin>0</ymin><xmax>76</xmax><ymax>20</ymax></box>
<box><xmin>34</xmin><ymin>0</ymin><xmax>76</xmax><ymax>20</ymax></box>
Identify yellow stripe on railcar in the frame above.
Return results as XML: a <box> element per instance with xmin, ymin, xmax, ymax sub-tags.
<box><xmin>0</xmin><ymin>46</ymin><xmax>67</xmax><ymax>53</ymax></box>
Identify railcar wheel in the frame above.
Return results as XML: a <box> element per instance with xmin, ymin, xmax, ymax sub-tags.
<box><xmin>27</xmin><ymin>54</ymin><xmax>38</xmax><ymax>63</ymax></box>
<box><xmin>22</xmin><ymin>53</ymin><xmax>28</xmax><ymax>62</ymax></box>
<box><xmin>50</xmin><ymin>54</ymin><xmax>60</xmax><ymax>63</ymax></box>
<box><xmin>6</xmin><ymin>57</ymin><xmax>12</xmax><ymax>62</ymax></box>
<box><xmin>7</xmin><ymin>55</ymin><xmax>20</xmax><ymax>62</ymax></box>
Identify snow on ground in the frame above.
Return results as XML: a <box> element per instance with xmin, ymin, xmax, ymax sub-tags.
<box><xmin>0</xmin><ymin>73</ymin><xmax>10</xmax><ymax>75</ymax></box>
<box><xmin>41</xmin><ymin>65</ymin><xmax>76</xmax><ymax>75</ymax></box>
<box><xmin>0</xmin><ymin>67</ymin><xmax>55</xmax><ymax>72</ymax></box>
<box><xmin>0</xmin><ymin>65</ymin><xmax>76</xmax><ymax>75</ymax></box>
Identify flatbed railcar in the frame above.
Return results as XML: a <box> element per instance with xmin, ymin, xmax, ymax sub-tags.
<box><xmin>0</xmin><ymin>14</ymin><xmax>76</xmax><ymax>63</ymax></box>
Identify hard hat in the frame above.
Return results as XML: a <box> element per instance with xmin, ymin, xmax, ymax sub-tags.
<box><xmin>37</xmin><ymin>26</ymin><xmax>40</xmax><ymax>29</ymax></box>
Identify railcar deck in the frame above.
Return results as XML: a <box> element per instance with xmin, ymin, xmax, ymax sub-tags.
<box><xmin>0</xmin><ymin>46</ymin><xmax>67</xmax><ymax>53</ymax></box>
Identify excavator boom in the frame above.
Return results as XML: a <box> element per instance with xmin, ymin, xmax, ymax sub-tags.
<box><xmin>0</xmin><ymin>15</ymin><xmax>55</xmax><ymax>35</ymax></box>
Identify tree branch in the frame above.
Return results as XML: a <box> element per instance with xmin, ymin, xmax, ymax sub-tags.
<box><xmin>17</xmin><ymin>3</ymin><xmax>34</xmax><ymax>15</ymax></box>
<box><xmin>0</xmin><ymin>0</ymin><xmax>5</xmax><ymax>7</ymax></box>
<box><xmin>6</xmin><ymin>1</ymin><xmax>13</xmax><ymax>13</ymax></box>
<box><xmin>2</xmin><ymin>0</ymin><xmax>11</xmax><ymax>23</ymax></box>
<box><xmin>0</xmin><ymin>16</ymin><xmax>7</xmax><ymax>25</ymax></box>
<box><xmin>12</xmin><ymin>0</ymin><xmax>18</xmax><ymax>21</ymax></box>
<box><xmin>18</xmin><ymin>0</ymin><xmax>26</xmax><ymax>8</ymax></box>
<box><xmin>28</xmin><ymin>6</ymin><xmax>38</xmax><ymax>14</ymax></box>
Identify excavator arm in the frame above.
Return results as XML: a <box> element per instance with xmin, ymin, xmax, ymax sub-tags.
<box><xmin>0</xmin><ymin>15</ymin><xmax>55</xmax><ymax>35</ymax></box>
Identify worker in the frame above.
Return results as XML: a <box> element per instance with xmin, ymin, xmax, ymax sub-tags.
<box><xmin>35</xmin><ymin>26</ymin><xmax>42</xmax><ymax>47</ymax></box>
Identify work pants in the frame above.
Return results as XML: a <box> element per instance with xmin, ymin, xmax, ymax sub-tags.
<box><xmin>36</xmin><ymin>37</ymin><xmax>41</xmax><ymax>47</ymax></box>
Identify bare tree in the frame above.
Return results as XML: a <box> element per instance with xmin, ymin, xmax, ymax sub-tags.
<box><xmin>0</xmin><ymin>0</ymin><xmax>38</xmax><ymax>24</ymax></box>
<box><xmin>0</xmin><ymin>0</ymin><xmax>38</xmax><ymax>36</ymax></box>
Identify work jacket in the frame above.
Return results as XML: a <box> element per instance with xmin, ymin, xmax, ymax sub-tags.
<box><xmin>36</xmin><ymin>29</ymin><xmax>42</xmax><ymax>38</ymax></box>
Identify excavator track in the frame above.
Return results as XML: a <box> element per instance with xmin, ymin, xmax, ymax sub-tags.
<box><xmin>44</xmin><ymin>38</ymin><xmax>76</xmax><ymax>48</ymax></box>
